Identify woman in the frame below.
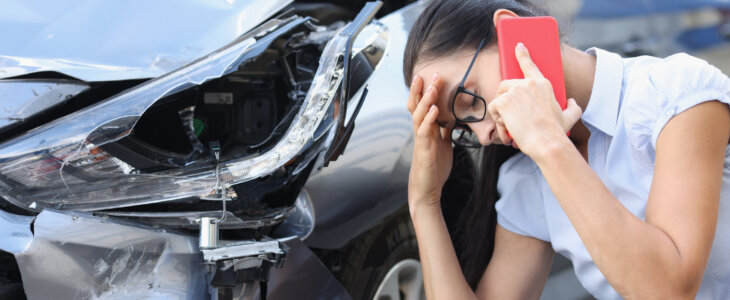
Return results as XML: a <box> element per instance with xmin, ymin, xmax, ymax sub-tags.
<box><xmin>403</xmin><ymin>0</ymin><xmax>730</xmax><ymax>299</ymax></box>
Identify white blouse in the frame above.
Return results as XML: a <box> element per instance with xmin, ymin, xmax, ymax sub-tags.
<box><xmin>495</xmin><ymin>48</ymin><xmax>730</xmax><ymax>299</ymax></box>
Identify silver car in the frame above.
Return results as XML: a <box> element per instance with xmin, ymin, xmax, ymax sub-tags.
<box><xmin>0</xmin><ymin>1</ymin><xmax>425</xmax><ymax>299</ymax></box>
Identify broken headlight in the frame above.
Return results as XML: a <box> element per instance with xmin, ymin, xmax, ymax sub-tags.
<box><xmin>0</xmin><ymin>16</ymin><xmax>388</xmax><ymax>212</ymax></box>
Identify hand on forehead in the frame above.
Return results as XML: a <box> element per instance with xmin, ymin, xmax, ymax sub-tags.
<box><xmin>416</xmin><ymin>71</ymin><xmax>454</xmax><ymax>128</ymax></box>
<box><xmin>414</xmin><ymin>66</ymin><xmax>463</xmax><ymax>126</ymax></box>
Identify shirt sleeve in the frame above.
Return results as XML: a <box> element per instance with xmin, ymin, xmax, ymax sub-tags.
<box><xmin>495</xmin><ymin>153</ymin><xmax>550</xmax><ymax>242</ymax></box>
<box><xmin>620</xmin><ymin>53</ymin><xmax>730</xmax><ymax>152</ymax></box>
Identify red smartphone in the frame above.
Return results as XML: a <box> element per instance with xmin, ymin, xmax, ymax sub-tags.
<box><xmin>497</xmin><ymin>16</ymin><xmax>567</xmax><ymax>110</ymax></box>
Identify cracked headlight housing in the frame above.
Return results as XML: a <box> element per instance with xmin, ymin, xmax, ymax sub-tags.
<box><xmin>0</xmin><ymin>16</ymin><xmax>388</xmax><ymax>212</ymax></box>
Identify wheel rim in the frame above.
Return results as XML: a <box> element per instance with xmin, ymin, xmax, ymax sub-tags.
<box><xmin>372</xmin><ymin>259</ymin><xmax>425</xmax><ymax>300</ymax></box>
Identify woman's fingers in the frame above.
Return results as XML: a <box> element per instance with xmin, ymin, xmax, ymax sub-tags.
<box><xmin>495</xmin><ymin>122</ymin><xmax>512</xmax><ymax>146</ymax></box>
<box><xmin>487</xmin><ymin>96</ymin><xmax>512</xmax><ymax>144</ymax></box>
<box><xmin>515</xmin><ymin>43</ymin><xmax>544</xmax><ymax>79</ymax></box>
<box><xmin>562</xmin><ymin>98</ymin><xmax>583</xmax><ymax>132</ymax></box>
<box><xmin>495</xmin><ymin>79</ymin><xmax>521</xmax><ymax>97</ymax></box>
<box><xmin>409</xmin><ymin>104</ymin><xmax>453</xmax><ymax>205</ymax></box>
<box><xmin>412</xmin><ymin>73</ymin><xmax>442</xmax><ymax>131</ymax></box>
<box><xmin>417</xmin><ymin>105</ymin><xmax>440</xmax><ymax>140</ymax></box>
<box><xmin>407</xmin><ymin>75</ymin><xmax>423</xmax><ymax>113</ymax></box>
<box><xmin>486</xmin><ymin>94</ymin><xmax>504</xmax><ymax>124</ymax></box>
<box><xmin>411</xmin><ymin>84</ymin><xmax>436</xmax><ymax>131</ymax></box>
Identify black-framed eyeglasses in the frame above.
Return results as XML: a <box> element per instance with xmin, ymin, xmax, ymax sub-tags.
<box><xmin>450</xmin><ymin>37</ymin><xmax>488</xmax><ymax>148</ymax></box>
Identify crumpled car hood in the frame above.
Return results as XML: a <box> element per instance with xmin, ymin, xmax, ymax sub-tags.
<box><xmin>0</xmin><ymin>0</ymin><xmax>292</xmax><ymax>82</ymax></box>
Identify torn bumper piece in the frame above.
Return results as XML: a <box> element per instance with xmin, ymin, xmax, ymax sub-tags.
<box><xmin>12</xmin><ymin>209</ymin><xmax>209</xmax><ymax>299</ymax></box>
<box><xmin>1</xmin><ymin>209</ymin><xmax>351</xmax><ymax>299</ymax></box>
<box><xmin>203</xmin><ymin>239</ymin><xmax>290</xmax><ymax>296</ymax></box>
<box><xmin>203</xmin><ymin>240</ymin><xmax>288</xmax><ymax>270</ymax></box>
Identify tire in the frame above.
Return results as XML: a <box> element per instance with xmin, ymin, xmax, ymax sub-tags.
<box><xmin>336</xmin><ymin>209</ymin><xmax>424</xmax><ymax>300</ymax></box>
<box><xmin>0</xmin><ymin>279</ymin><xmax>24</xmax><ymax>300</ymax></box>
<box><xmin>0</xmin><ymin>252</ymin><xmax>26</xmax><ymax>300</ymax></box>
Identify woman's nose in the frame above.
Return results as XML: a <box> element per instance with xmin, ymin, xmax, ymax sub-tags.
<box><xmin>469</xmin><ymin>120</ymin><xmax>496</xmax><ymax>146</ymax></box>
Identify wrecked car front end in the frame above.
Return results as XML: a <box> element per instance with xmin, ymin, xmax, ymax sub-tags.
<box><xmin>0</xmin><ymin>1</ymin><xmax>391</xmax><ymax>298</ymax></box>
<box><xmin>1</xmin><ymin>209</ymin><xmax>350</xmax><ymax>299</ymax></box>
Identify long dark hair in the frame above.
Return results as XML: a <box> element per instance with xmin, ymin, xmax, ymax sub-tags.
<box><xmin>402</xmin><ymin>0</ymin><xmax>544</xmax><ymax>289</ymax></box>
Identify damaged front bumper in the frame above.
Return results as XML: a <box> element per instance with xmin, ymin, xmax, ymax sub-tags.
<box><xmin>0</xmin><ymin>209</ymin><xmax>350</xmax><ymax>299</ymax></box>
<box><xmin>3</xmin><ymin>209</ymin><xmax>208</xmax><ymax>299</ymax></box>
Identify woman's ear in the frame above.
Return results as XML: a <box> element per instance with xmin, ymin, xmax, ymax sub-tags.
<box><xmin>493</xmin><ymin>9</ymin><xmax>519</xmax><ymax>29</ymax></box>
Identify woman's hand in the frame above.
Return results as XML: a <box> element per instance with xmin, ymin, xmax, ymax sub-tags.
<box><xmin>406</xmin><ymin>73</ymin><xmax>453</xmax><ymax>211</ymax></box>
<box><xmin>487</xmin><ymin>43</ymin><xmax>582</xmax><ymax>158</ymax></box>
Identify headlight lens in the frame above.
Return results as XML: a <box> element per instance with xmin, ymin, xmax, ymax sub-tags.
<box><xmin>0</xmin><ymin>80</ymin><xmax>89</xmax><ymax>135</ymax></box>
<box><xmin>0</xmin><ymin>18</ymin><xmax>388</xmax><ymax>211</ymax></box>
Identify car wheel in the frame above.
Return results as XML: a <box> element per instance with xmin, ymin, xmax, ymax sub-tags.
<box><xmin>0</xmin><ymin>278</ymin><xmax>24</xmax><ymax>300</ymax></box>
<box><xmin>0</xmin><ymin>253</ymin><xmax>26</xmax><ymax>300</ymax></box>
<box><xmin>371</xmin><ymin>258</ymin><xmax>423</xmax><ymax>300</ymax></box>
<box><xmin>336</xmin><ymin>210</ymin><xmax>425</xmax><ymax>300</ymax></box>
